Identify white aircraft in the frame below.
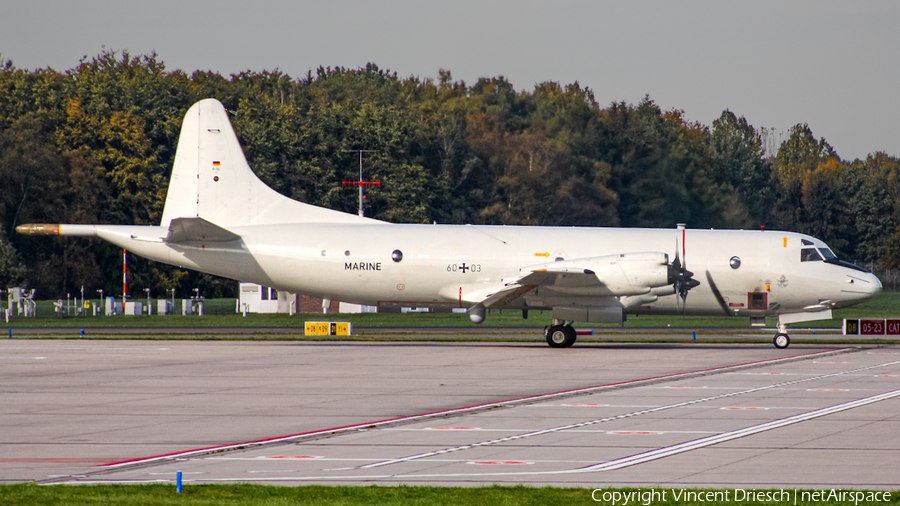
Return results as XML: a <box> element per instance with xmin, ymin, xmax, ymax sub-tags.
<box><xmin>17</xmin><ymin>99</ymin><xmax>882</xmax><ymax>348</ymax></box>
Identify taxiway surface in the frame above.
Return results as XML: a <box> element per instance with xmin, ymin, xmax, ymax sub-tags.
<box><xmin>1</xmin><ymin>337</ymin><xmax>898</xmax><ymax>488</ymax></box>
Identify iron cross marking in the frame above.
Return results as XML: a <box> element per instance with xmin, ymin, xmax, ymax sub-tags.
<box><xmin>459</xmin><ymin>263</ymin><xmax>469</xmax><ymax>273</ymax></box>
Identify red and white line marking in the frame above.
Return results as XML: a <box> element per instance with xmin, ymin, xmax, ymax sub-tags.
<box><xmin>577</xmin><ymin>387</ymin><xmax>900</xmax><ymax>472</ymax></box>
<box><xmin>356</xmin><ymin>359</ymin><xmax>900</xmax><ymax>470</ymax></box>
<box><xmin>97</xmin><ymin>348</ymin><xmax>857</xmax><ymax>469</ymax></box>
<box><xmin>116</xmin><ymin>384</ymin><xmax>900</xmax><ymax>485</ymax></box>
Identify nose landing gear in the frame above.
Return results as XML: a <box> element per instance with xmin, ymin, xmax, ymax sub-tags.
<box><xmin>773</xmin><ymin>322</ymin><xmax>790</xmax><ymax>349</ymax></box>
<box><xmin>773</xmin><ymin>333</ymin><xmax>791</xmax><ymax>349</ymax></box>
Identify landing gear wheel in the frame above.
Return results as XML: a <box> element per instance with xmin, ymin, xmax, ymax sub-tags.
<box><xmin>773</xmin><ymin>333</ymin><xmax>790</xmax><ymax>349</ymax></box>
<box><xmin>546</xmin><ymin>325</ymin><xmax>577</xmax><ymax>348</ymax></box>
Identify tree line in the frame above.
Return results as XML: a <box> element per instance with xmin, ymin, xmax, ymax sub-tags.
<box><xmin>1</xmin><ymin>51</ymin><xmax>898</xmax><ymax>298</ymax></box>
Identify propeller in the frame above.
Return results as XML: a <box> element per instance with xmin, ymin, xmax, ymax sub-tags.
<box><xmin>669</xmin><ymin>232</ymin><xmax>700</xmax><ymax>313</ymax></box>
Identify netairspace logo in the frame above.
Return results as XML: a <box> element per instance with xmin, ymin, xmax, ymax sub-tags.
<box><xmin>591</xmin><ymin>488</ymin><xmax>893</xmax><ymax>505</ymax></box>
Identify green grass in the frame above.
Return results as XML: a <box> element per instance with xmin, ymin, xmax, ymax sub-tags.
<box><xmin>6</xmin><ymin>292</ymin><xmax>898</xmax><ymax>331</ymax></box>
<box><xmin>0</xmin><ymin>484</ymin><xmax>897</xmax><ymax>506</ymax></box>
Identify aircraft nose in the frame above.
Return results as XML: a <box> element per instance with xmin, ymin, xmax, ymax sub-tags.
<box><xmin>836</xmin><ymin>271</ymin><xmax>882</xmax><ymax>307</ymax></box>
<box><xmin>850</xmin><ymin>272</ymin><xmax>882</xmax><ymax>302</ymax></box>
<box><xmin>868</xmin><ymin>273</ymin><xmax>883</xmax><ymax>298</ymax></box>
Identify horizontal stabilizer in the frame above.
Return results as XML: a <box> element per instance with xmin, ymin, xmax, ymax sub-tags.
<box><xmin>166</xmin><ymin>217</ymin><xmax>240</xmax><ymax>243</ymax></box>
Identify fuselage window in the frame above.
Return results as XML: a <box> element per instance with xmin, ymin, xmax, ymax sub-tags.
<box><xmin>818</xmin><ymin>248</ymin><xmax>837</xmax><ymax>261</ymax></box>
<box><xmin>801</xmin><ymin>238</ymin><xmax>815</xmax><ymax>246</ymax></box>
<box><xmin>801</xmin><ymin>248</ymin><xmax>823</xmax><ymax>262</ymax></box>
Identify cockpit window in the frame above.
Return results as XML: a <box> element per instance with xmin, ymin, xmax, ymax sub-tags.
<box><xmin>801</xmin><ymin>239</ymin><xmax>815</xmax><ymax>246</ymax></box>
<box><xmin>801</xmin><ymin>248</ymin><xmax>823</xmax><ymax>262</ymax></box>
<box><xmin>818</xmin><ymin>248</ymin><xmax>837</xmax><ymax>261</ymax></box>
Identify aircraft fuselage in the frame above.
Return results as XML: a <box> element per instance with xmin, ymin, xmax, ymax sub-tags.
<box><xmin>72</xmin><ymin>222</ymin><xmax>880</xmax><ymax>320</ymax></box>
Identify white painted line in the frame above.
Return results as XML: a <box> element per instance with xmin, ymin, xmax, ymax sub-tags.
<box><xmin>260</xmin><ymin>456</ymin><xmax>322</xmax><ymax>460</ymax></box>
<box><xmin>577</xmin><ymin>388</ymin><xmax>900</xmax><ymax>472</ymax></box>
<box><xmin>383</xmin><ymin>428</ymin><xmax>719</xmax><ymax>434</ymax></box>
<box><xmin>99</xmin><ymin>348</ymin><xmax>855</xmax><ymax>469</ymax></box>
<box><xmin>358</xmin><ymin>359</ymin><xmax>900</xmax><ymax>470</ymax></box>
<box><xmin>467</xmin><ymin>461</ymin><xmax>532</xmax><ymax>465</ymax></box>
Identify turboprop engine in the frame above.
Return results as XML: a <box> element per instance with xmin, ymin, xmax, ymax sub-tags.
<box><xmin>583</xmin><ymin>252</ymin><xmax>671</xmax><ymax>296</ymax></box>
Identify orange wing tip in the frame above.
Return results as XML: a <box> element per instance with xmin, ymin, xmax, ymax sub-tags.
<box><xmin>15</xmin><ymin>224</ymin><xmax>60</xmax><ymax>236</ymax></box>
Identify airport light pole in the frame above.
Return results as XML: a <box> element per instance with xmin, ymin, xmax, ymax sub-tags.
<box><xmin>144</xmin><ymin>288</ymin><xmax>151</xmax><ymax>315</ymax></box>
<box><xmin>342</xmin><ymin>150</ymin><xmax>378</xmax><ymax>217</ymax></box>
<box><xmin>96</xmin><ymin>289</ymin><xmax>103</xmax><ymax>316</ymax></box>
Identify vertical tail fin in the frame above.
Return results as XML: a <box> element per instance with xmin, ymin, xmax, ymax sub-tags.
<box><xmin>160</xmin><ymin>99</ymin><xmax>372</xmax><ymax>228</ymax></box>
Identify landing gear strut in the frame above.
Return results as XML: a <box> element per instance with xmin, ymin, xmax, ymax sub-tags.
<box><xmin>546</xmin><ymin>320</ymin><xmax>576</xmax><ymax>348</ymax></box>
<box><xmin>773</xmin><ymin>322</ymin><xmax>790</xmax><ymax>349</ymax></box>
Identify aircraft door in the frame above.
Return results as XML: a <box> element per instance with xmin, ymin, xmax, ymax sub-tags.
<box><xmin>748</xmin><ymin>292</ymin><xmax>767</xmax><ymax>310</ymax></box>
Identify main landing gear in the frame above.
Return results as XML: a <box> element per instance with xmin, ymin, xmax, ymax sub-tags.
<box><xmin>545</xmin><ymin>320</ymin><xmax>576</xmax><ymax>348</ymax></box>
<box><xmin>773</xmin><ymin>322</ymin><xmax>790</xmax><ymax>349</ymax></box>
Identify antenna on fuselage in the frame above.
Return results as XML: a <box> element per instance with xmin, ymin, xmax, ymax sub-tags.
<box><xmin>342</xmin><ymin>150</ymin><xmax>379</xmax><ymax>217</ymax></box>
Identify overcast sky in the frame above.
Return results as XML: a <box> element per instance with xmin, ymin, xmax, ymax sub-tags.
<box><xmin>3</xmin><ymin>0</ymin><xmax>898</xmax><ymax>160</ymax></box>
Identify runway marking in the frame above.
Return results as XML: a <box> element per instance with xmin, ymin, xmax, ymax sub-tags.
<box><xmin>576</xmin><ymin>387</ymin><xmax>900</xmax><ymax>472</ymax></box>
<box><xmin>0</xmin><ymin>458</ymin><xmax>107</xmax><ymax>464</ymax></box>
<box><xmin>211</xmin><ymin>457</ymin><xmax>610</xmax><ymax>463</ymax></box>
<box><xmin>357</xmin><ymin>359</ymin><xmax>900</xmax><ymax>470</ymax></box>
<box><xmin>261</xmin><ymin>456</ymin><xmax>322</xmax><ymax>459</ymax></box>
<box><xmin>161</xmin><ymin>386</ymin><xmax>900</xmax><ymax>483</ymax></box>
<box><xmin>467</xmin><ymin>461</ymin><xmax>532</xmax><ymax>465</ymax></box>
<box><xmin>385</xmin><ymin>428</ymin><xmax>718</xmax><ymax>434</ymax></box>
<box><xmin>96</xmin><ymin>348</ymin><xmax>857</xmax><ymax>470</ymax></box>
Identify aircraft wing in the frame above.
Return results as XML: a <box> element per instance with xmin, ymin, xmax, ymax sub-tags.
<box><xmin>481</xmin><ymin>253</ymin><xmax>672</xmax><ymax>308</ymax></box>
<box><xmin>481</xmin><ymin>264</ymin><xmax>610</xmax><ymax>309</ymax></box>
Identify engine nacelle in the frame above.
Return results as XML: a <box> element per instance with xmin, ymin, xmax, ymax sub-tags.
<box><xmin>588</xmin><ymin>252</ymin><xmax>670</xmax><ymax>296</ymax></box>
